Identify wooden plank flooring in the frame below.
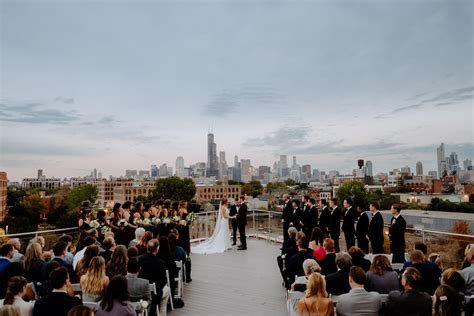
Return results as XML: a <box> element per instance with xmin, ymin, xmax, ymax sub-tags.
<box><xmin>176</xmin><ymin>238</ymin><xmax>287</xmax><ymax>316</ymax></box>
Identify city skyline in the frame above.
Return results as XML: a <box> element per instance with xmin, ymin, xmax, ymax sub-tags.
<box><xmin>1</xmin><ymin>1</ymin><xmax>473</xmax><ymax>181</ymax></box>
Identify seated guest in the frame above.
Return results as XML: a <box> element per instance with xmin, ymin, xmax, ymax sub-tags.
<box><xmin>404</xmin><ymin>242</ymin><xmax>441</xmax><ymax>273</ymax></box>
<box><xmin>0</xmin><ymin>305</ymin><xmax>22</xmax><ymax>315</ymax></box>
<box><xmin>462</xmin><ymin>244</ymin><xmax>474</xmax><ymax>270</ymax></box>
<box><xmin>336</xmin><ymin>266</ymin><xmax>381</xmax><ymax>316</ymax></box>
<box><xmin>24</xmin><ymin>242</ymin><xmax>45</xmax><ymax>284</ymax></box>
<box><xmin>385</xmin><ymin>267</ymin><xmax>432</xmax><ymax>316</ymax></box>
<box><xmin>7</xmin><ymin>239</ymin><xmax>24</xmax><ymax>265</ymax></box>
<box><xmin>440</xmin><ymin>268</ymin><xmax>465</xmax><ymax>293</ymax></box>
<box><xmin>129</xmin><ymin>228</ymin><xmax>146</xmax><ymax>249</ymax></box>
<box><xmin>52</xmin><ymin>241</ymin><xmax>77</xmax><ymax>283</ymax></box>
<box><xmin>106</xmin><ymin>245</ymin><xmax>128</xmax><ymax>278</ymax></box>
<box><xmin>80</xmin><ymin>256</ymin><xmax>109</xmax><ymax>302</ymax></box>
<box><xmin>72</xmin><ymin>237</ymin><xmax>96</xmax><ymax>271</ymax></box>
<box><xmin>365</xmin><ymin>255</ymin><xmax>400</xmax><ymax>294</ymax></box>
<box><xmin>38</xmin><ymin>261</ymin><xmax>60</xmax><ymax>296</ymax></box>
<box><xmin>1</xmin><ymin>262</ymin><xmax>35</xmax><ymax>300</ymax></box>
<box><xmin>282</xmin><ymin>227</ymin><xmax>298</xmax><ymax>256</ymax></box>
<box><xmin>125</xmin><ymin>258</ymin><xmax>151</xmax><ymax>302</ymax></box>
<box><xmin>310</xmin><ymin>227</ymin><xmax>326</xmax><ymax>262</ymax></box>
<box><xmin>0</xmin><ymin>244</ymin><xmax>14</xmax><ymax>280</ymax></box>
<box><xmin>33</xmin><ymin>267</ymin><xmax>82</xmax><ymax>316</ymax></box>
<box><xmin>295</xmin><ymin>272</ymin><xmax>334</xmax><ymax>316</ymax></box>
<box><xmin>58</xmin><ymin>235</ymin><xmax>74</xmax><ymax>266</ymax></box>
<box><xmin>462</xmin><ymin>246</ymin><xmax>474</xmax><ymax>316</ymax></box>
<box><xmin>136</xmin><ymin>232</ymin><xmax>153</xmax><ymax>256</ymax></box>
<box><xmin>157</xmin><ymin>236</ymin><xmax>181</xmax><ymax>307</ymax></box>
<box><xmin>127</xmin><ymin>247</ymin><xmax>139</xmax><ymax>260</ymax></box>
<box><xmin>410</xmin><ymin>250</ymin><xmax>440</xmax><ymax>295</ymax></box>
<box><xmin>67</xmin><ymin>306</ymin><xmax>93</xmax><ymax>316</ymax></box>
<box><xmin>75</xmin><ymin>245</ymin><xmax>100</xmax><ymax>280</ymax></box>
<box><xmin>168</xmin><ymin>233</ymin><xmax>186</xmax><ymax>263</ymax></box>
<box><xmin>94</xmin><ymin>275</ymin><xmax>135</xmax><ymax>316</ymax></box>
<box><xmin>278</xmin><ymin>227</ymin><xmax>298</xmax><ymax>286</ymax></box>
<box><xmin>325</xmin><ymin>252</ymin><xmax>352</xmax><ymax>296</ymax></box>
<box><xmin>348</xmin><ymin>246</ymin><xmax>371</xmax><ymax>272</ymax></box>
<box><xmin>100</xmin><ymin>238</ymin><xmax>115</xmax><ymax>265</ymax></box>
<box><xmin>319</xmin><ymin>238</ymin><xmax>337</xmax><ymax>276</ymax></box>
<box><xmin>286</xmin><ymin>235</ymin><xmax>314</xmax><ymax>288</ymax></box>
<box><xmin>433</xmin><ymin>284</ymin><xmax>463</xmax><ymax>316</ymax></box>
<box><xmin>138</xmin><ymin>239</ymin><xmax>170</xmax><ymax>316</ymax></box>
<box><xmin>0</xmin><ymin>276</ymin><xmax>34</xmax><ymax>316</ymax></box>
<box><xmin>292</xmin><ymin>259</ymin><xmax>321</xmax><ymax>292</ymax></box>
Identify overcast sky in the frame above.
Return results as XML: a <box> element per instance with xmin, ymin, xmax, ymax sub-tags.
<box><xmin>1</xmin><ymin>0</ymin><xmax>473</xmax><ymax>181</ymax></box>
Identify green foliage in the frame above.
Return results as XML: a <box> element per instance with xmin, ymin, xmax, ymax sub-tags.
<box><xmin>47</xmin><ymin>205</ymin><xmax>77</xmax><ymax>228</ymax></box>
<box><xmin>228</xmin><ymin>180</ymin><xmax>243</xmax><ymax>185</ymax></box>
<box><xmin>336</xmin><ymin>181</ymin><xmax>368</xmax><ymax>208</ymax></box>
<box><xmin>5</xmin><ymin>194</ymin><xmax>44</xmax><ymax>233</ymax></box>
<box><xmin>284</xmin><ymin>179</ymin><xmax>296</xmax><ymax>186</ymax></box>
<box><xmin>470</xmin><ymin>194</ymin><xmax>474</xmax><ymax>203</ymax></box>
<box><xmin>241</xmin><ymin>180</ymin><xmax>263</xmax><ymax>198</ymax></box>
<box><xmin>150</xmin><ymin>177</ymin><xmax>196</xmax><ymax>201</ymax></box>
<box><xmin>295</xmin><ymin>183</ymin><xmax>309</xmax><ymax>190</ymax></box>
<box><xmin>429</xmin><ymin>197</ymin><xmax>474</xmax><ymax>213</ymax></box>
<box><xmin>66</xmin><ymin>184</ymin><xmax>98</xmax><ymax>211</ymax></box>
<box><xmin>266</xmin><ymin>182</ymin><xmax>288</xmax><ymax>193</ymax></box>
<box><xmin>6</xmin><ymin>188</ymin><xmax>27</xmax><ymax>206</ymax></box>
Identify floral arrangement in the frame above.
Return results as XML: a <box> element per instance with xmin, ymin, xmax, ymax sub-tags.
<box><xmin>162</xmin><ymin>217</ymin><xmax>171</xmax><ymax>225</ymax></box>
<box><xmin>100</xmin><ymin>226</ymin><xmax>111</xmax><ymax>235</ymax></box>
<box><xmin>133</xmin><ymin>218</ymin><xmax>142</xmax><ymax>225</ymax></box>
<box><xmin>172</xmin><ymin>216</ymin><xmax>181</xmax><ymax>224</ymax></box>
<box><xmin>186</xmin><ymin>213</ymin><xmax>198</xmax><ymax>224</ymax></box>
<box><xmin>136</xmin><ymin>299</ymin><xmax>149</xmax><ymax>316</ymax></box>
<box><xmin>179</xmin><ymin>219</ymin><xmax>187</xmax><ymax>226</ymax></box>
<box><xmin>117</xmin><ymin>219</ymin><xmax>128</xmax><ymax>227</ymax></box>
<box><xmin>89</xmin><ymin>220</ymin><xmax>100</xmax><ymax>229</ymax></box>
<box><xmin>142</xmin><ymin>218</ymin><xmax>152</xmax><ymax>226</ymax></box>
<box><xmin>152</xmin><ymin>217</ymin><xmax>161</xmax><ymax>225</ymax></box>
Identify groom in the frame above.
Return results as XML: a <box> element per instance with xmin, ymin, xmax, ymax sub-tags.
<box><xmin>237</xmin><ymin>196</ymin><xmax>248</xmax><ymax>250</ymax></box>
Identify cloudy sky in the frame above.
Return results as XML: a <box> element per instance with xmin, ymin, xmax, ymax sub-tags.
<box><xmin>1</xmin><ymin>0</ymin><xmax>473</xmax><ymax>181</ymax></box>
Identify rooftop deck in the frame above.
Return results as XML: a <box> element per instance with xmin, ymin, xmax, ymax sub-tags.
<box><xmin>178</xmin><ymin>238</ymin><xmax>287</xmax><ymax>316</ymax></box>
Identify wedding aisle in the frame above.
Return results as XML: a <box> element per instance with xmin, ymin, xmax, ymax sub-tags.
<box><xmin>178</xmin><ymin>238</ymin><xmax>287</xmax><ymax>316</ymax></box>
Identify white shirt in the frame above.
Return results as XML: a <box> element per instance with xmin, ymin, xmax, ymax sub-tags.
<box><xmin>73</xmin><ymin>247</ymin><xmax>87</xmax><ymax>270</ymax></box>
<box><xmin>0</xmin><ymin>296</ymin><xmax>34</xmax><ymax>316</ymax></box>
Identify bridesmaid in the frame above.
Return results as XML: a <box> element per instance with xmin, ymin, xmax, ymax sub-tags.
<box><xmin>109</xmin><ymin>203</ymin><xmax>126</xmax><ymax>245</ymax></box>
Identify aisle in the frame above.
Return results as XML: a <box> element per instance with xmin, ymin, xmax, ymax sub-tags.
<box><xmin>177</xmin><ymin>238</ymin><xmax>287</xmax><ymax>316</ymax></box>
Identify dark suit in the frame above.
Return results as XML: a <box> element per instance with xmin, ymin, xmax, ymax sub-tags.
<box><xmin>385</xmin><ymin>289</ymin><xmax>432</xmax><ymax>316</ymax></box>
<box><xmin>411</xmin><ymin>262</ymin><xmax>441</xmax><ymax>295</ymax></box>
<box><xmin>290</xmin><ymin>207</ymin><xmax>302</xmax><ymax>231</ymax></box>
<box><xmin>325</xmin><ymin>269</ymin><xmax>351</xmax><ymax>295</ymax></box>
<box><xmin>329</xmin><ymin>206</ymin><xmax>342</xmax><ymax>252</ymax></box>
<box><xmin>229</xmin><ymin>204</ymin><xmax>239</xmax><ymax>245</ymax></box>
<box><xmin>100</xmin><ymin>249</ymin><xmax>113</xmax><ymax>264</ymax></box>
<box><xmin>137</xmin><ymin>253</ymin><xmax>167</xmax><ymax>300</ymax></box>
<box><xmin>356</xmin><ymin>212</ymin><xmax>370</xmax><ymax>254</ymax></box>
<box><xmin>52</xmin><ymin>257</ymin><xmax>76</xmax><ymax>283</ymax></box>
<box><xmin>389</xmin><ymin>215</ymin><xmax>406</xmax><ymax>263</ymax></box>
<box><xmin>286</xmin><ymin>249</ymin><xmax>314</xmax><ymax>288</ymax></box>
<box><xmin>301</xmin><ymin>205</ymin><xmax>318</xmax><ymax>237</ymax></box>
<box><xmin>368</xmin><ymin>212</ymin><xmax>384</xmax><ymax>254</ymax></box>
<box><xmin>318</xmin><ymin>206</ymin><xmax>331</xmax><ymax>237</ymax></box>
<box><xmin>342</xmin><ymin>206</ymin><xmax>357</xmax><ymax>251</ymax></box>
<box><xmin>238</xmin><ymin>203</ymin><xmax>248</xmax><ymax>248</ymax></box>
<box><xmin>320</xmin><ymin>253</ymin><xmax>337</xmax><ymax>276</ymax></box>
<box><xmin>33</xmin><ymin>291</ymin><xmax>82</xmax><ymax>316</ymax></box>
<box><xmin>282</xmin><ymin>200</ymin><xmax>293</xmax><ymax>242</ymax></box>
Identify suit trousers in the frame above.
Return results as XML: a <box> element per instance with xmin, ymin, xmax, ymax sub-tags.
<box><xmin>330</xmin><ymin>232</ymin><xmax>340</xmax><ymax>253</ymax></box>
<box><xmin>231</xmin><ymin>219</ymin><xmax>238</xmax><ymax>244</ymax></box>
<box><xmin>357</xmin><ymin>237</ymin><xmax>369</xmax><ymax>254</ymax></box>
<box><xmin>344</xmin><ymin>232</ymin><xmax>355</xmax><ymax>251</ymax></box>
<box><xmin>239</xmin><ymin>224</ymin><xmax>247</xmax><ymax>248</ymax></box>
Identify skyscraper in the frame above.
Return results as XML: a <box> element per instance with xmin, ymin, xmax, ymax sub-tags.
<box><xmin>150</xmin><ymin>165</ymin><xmax>158</xmax><ymax>177</ymax></box>
<box><xmin>366</xmin><ymin>161</ymin><xmax>373</xmax><ymax>177</ymax></box>
<box><xmin>464</xmin><ymin>159</ymin><xmax>472</xmax><ymax>171</ymax></box>
<box><xmin>437</xmin><ymin>143</ymin><xmax>447</xmax><ymax>178</ymax></box>
<box><xmin>219</xmin><ymin>151</ymin><xmax>228</xmax><ymax>178</ymax></box>
<box><xmin>234</xmin><ymin>155</ymin><xmax>239</xmax><ymax>168</ymax></box>
<box><xmin>175</xmin><ymin>156</ymin><xmax>185</xmax><ymax>177</ymax></box>
<box><xmin>37</xmin><ymin>169</ymin><xmax>43</xmax><ymax>178</ymax></box>
<box><xmin>416</xmin><ymin>161</ymin><xmax>423</xmax><ymax>176</ymax></box>
<box><xmin>206</xmin><ymin>133</ymin><xmax>219</xmax><ymax>177</ymax></box>
<box><xmin>448</xmin><ymin>152</ymin><xmax>459</xmax><ymax>173</ymax></box>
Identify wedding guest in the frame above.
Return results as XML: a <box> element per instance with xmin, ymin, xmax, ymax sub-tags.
<box><xmin>325</xmin><ymin>253</ymin><xmax>352</xmax><ymax>295</ymax></box>
<box><xmin>295</xmin><ymin>272</ymin><xmax>334</xmax><ymax>316</ymax></box>
<box><xmin>433</xmin><ymin>284</ymin><xmax>463</xmax><ymax>316</ymax></box>
<box><xmin>125</xmin><ymin>258</ymin><xmax>151</xmax><ymax>303</ymax></box>
<box><xmin>7</xmin><ymin>239</ymin><xmax>24</xmax><ymax>265</ymax></box>
<box><xmin>0</xmin><ymin>276</ymin><xmax>34</xmax><ymax>316</ymax></box>
<box><xmin>80</xmin><ymin>256</ymin><xmax>109</xmax><ymax>302</ymax></box>
<box><xmin>67</xmin><ymin>306</ymin><xmax>93</xmax><ymax>316</ymax></box>
<box><xmin>309</xmin><ymin>227</ymin><xmax>325</xmax><ymax>262</ymax></box>
<box><xmin>24</xmin><ymin>242</ymin><xmax>45</xmax><ymax>284</ymax></box>
<box><xmin>100</xmin><ymin>238</ymin><xmax>115</xmax><ymax>265</ymax></box>
<box><xmin>286</xmin><ymin>235</ymin><xmax>314</xmax><ymax>288</ymax></box>
<box><xmin>292</xmin><ymin>259</ymin><xmax>321</xmax><ymax>292</ymax></box>
<box><xmin>94</xmin><ymin>276</ymin><xmax>135</xmax><ymax>316</ymax></box>
<box><xmin>365</xmin><ymin>255</ymin><xmax>400</xmax><ymax>294</ymax></box>
<box><xmin>319</xmin><ymin>238</ymin><xmax>337</xmax><ymax>276</ymax></box>
<box><xmin>128</xmin><ymin>228</ymin><xmax>145</xmax><ymax>249</ymax></box>
<box><xmin>75</xmin><ymin>245</ymin><xmax>100</xmax><ymax>280</ymax></box>
<box><xmin>58</xmin><ymin>235</ymin><xmax>74</xmax><ymax>266</ymax></box>
<box><xmin>348</xmin><ymin>246</ymin><xmax>371</xmax><ymax>272</ymax></box>
<box><xmin>106</xmin><ymin>245</ymin><xmax>128</xmax><ymax>278</ymax></box>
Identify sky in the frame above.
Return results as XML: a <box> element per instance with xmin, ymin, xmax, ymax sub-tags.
<box><xmin>0</xmin><ymin>0</ymin><xmax>473</xmax><ymax>182</ymax></box>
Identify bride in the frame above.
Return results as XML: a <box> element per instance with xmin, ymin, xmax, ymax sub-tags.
<box><xmin>191</xmin><ymin>198</ymin><xmax>236</xmax><ymax>254</ymax></box>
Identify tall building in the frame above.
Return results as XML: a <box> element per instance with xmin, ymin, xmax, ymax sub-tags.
<box><xmin>365</xmin><ymin>161</ymin><xmax>373</xmax><ymax>177</ymax></box>
<box><xmin>437</xmin><ymin>143</ymin><xmax>447</xmax><ymax>178</ymax></box>
<box><xmin>125</xmin><ymin>170</ymin><xmax>138</xmax><ymax>178</ymax></box>
<box><xmin>219</xmin><ymin>151</ymin><xmax>228</xmax><ymax>178</ymax></box>
<box><xmin>448</xmin><ymin>152</ymin><xmax>459</xmax><ymax>174</ymax></box>
<box><xmin>258</xmin><ymin>166</ymin><xmax>271</xmax><ymax>179</ymax></box>
<box><xmin>279</xmin><ymin>155</ymin><xmax>288</xmax><ymax>177</ymax></box>
<box><xmin>464</xmin><ymin>159</ymin><xmax>473</xmax><ymax>171</ymax></box>
<box><xmin>416</xmin><ymin>161</ymin><xmax>423</xmax><ymax>176</ymax></box>
<box><xmin>175</xmin><ymin>156</ymin><xmax>185</xmax><ymax>177</ymax></box>
<box><xmin>312</xmin><ymin>169</ymin><xmax>320</xmax><ymax>181</ymax></box>
<box><xmin>400</xmin><ymin>166</ymin><xmax>411</xmax><ymax>176</ymax></box>
<box><xmin>206</xmin><ymin>133</ymin><xmax>219</xmax><ymax>177</ymax></box>
<box><xmin>0</xmin><ymin>172</ymin><xmax>7</xmax><ymax>222</ymax></box>
<box><xmin>428</xmin><ymin>171</ymin><xmax>438</xmax><ymax>179</ymax></box>
<box><xmin>37</xmin><ymin>169</ymin><xmax>43</xmax><ymax>178</ymax></box>
<box><xmin>159</xmin><ymin>164</ymin><xmax>169</xmax><ymax>177</ymax></box>
<box><xmin>240</xmin><ymin>159</ymin><xmax>251</xmax><ymax>181</ymax></box>
<box><xmin>292</xmin><ymin>156</ymin><xmax>297</xmax><ymax>168</ymax></box>
<box><xmin>302</xmin><ymin>164</ymin><xmax>312</xmax><ymax>178</ymax></box>
<box><xmin>234</xmin><ymin>155</ymin><xmax>239</xmax><ymax>168</ymax></box>
<box><xmin>138</xmin><ymin>170</ymin><xmax>150</xmax><ymax>178</ymax></box>
<box><xmin>93</xmin><ymin>168</ymin><xmax>98</xmax><ymax>179</ymax></box>
<box><xmin>150</xmin><ymin>165</ymin><xmax>158</xmax><ymax>178</ymax></box>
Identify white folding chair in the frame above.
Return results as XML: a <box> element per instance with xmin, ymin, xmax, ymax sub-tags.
<box><xmin>174</xmin><ymin>261</ymin><xmax>184</xmax><ymax>299</ymax></box>
<box><xmin>71</xmin><ymin>283</ymin><xmax>82</xmax><ymax>299</ymax></box>
<box><xmin>83</xmin><ymin>301</ymin><xmax>97</xmax><ymax>309</ymax></box>
<box><xmin>166</xmin><ymin>270</ymin><xmax>174</xmax><ymax>310</ymax></box>
<box><xmin>364</xmin><ymin>254</ymin><xmax>374</xmax><ymax>262</ymax></box>
<box><xmin>286</xmin><ymin>290</ymin><xmax>305</xmax><ymax>316</ymax></box>
<box><xmin>391</xmin><ymin>263</ymin><xmax>404</xmax><ymax>271</ymax></box>
<box><xmin>131</xmin><ymin>301</ymin><xmax>148</xmax><ymax>316</ymax></box>
<box><xmin>149</xmin><ymin>283</ymin><xmax>160</xmax><ymax>316</ymax></box>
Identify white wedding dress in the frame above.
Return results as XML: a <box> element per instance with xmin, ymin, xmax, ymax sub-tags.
<box><xmin>191</xmin><ymin>204</ymin><xmax>232</xmax><ymax>254</ymax></box>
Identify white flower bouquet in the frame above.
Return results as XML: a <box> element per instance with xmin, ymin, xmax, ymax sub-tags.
<box><xmin>89</xmin><ymin>220</ymin><xmax>100</xmax><ymax>229</ymax></box>
<box><xmin>152</xmin><ymin>217</ymin><xmax>161</xmax><ymax>225</ymax></box>
<box><xmin>179</xmin><ymin>219</ymin><xmax>187</xmax><ymax>226</ymax></box>
<box><xmin>117</xmin><ymin>219</ymin><xmax>128</xmax><ymax>227</ymax></box>
<box><xmin>163</xmin><ymin>217</ymin><xmax>171</xmax><ymax>225</ymax></box>
<box><xmin>133</xmin><ymin>218</ymin><xmax>142</xmax><ymax>225</ymax></box>
<box><xmin>142</xmin><ymin>218</ymin><xmax>152</xmax><ymax>226</ymax></box>
<box><xmin>100</xmin><ymin>226</ymin><xmax>111</xmax><ymax>235</ymax></box>
<box><xmin>186</xmin><ymin>213</ymin><xmax>198</xmax><ymax>224</ymax></box>
<box><xmin>172</xmin><ymin>216</ymin><xmax>181</xmax><ymax>224</ymax></box>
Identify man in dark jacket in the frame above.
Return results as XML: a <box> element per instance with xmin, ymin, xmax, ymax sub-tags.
<box><xmin>342</xmin><ymin>198</ymin><xmax>357</xmax><ymax>251</ymax></box>
<box><xmin>368</xmin><ymin>202</ymin><xmax>384</xmax><ymax>254</ymax></box>
<box><xmin>329</xmin><ymin>198</ymin><xmax>342</xmax><ymax>253</ymax></box>
<box><xmin>325</xmin><ymin>252</ymin><xmax>352</xmax><ymax>295</ymax></box>
<box><xmin>389</xmin><ymin>204</ymin><xmax>407</xmax><ymax>263</ymax></box>
<box><xmin>356</xmin><ymin>205</ymin><xmax>370</xmax><ymax>254</ymax></box>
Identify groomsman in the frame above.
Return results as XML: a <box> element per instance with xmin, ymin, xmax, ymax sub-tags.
<box><xmin>318</xmin><ymin>199</ymin><xmax>331</xmax><ymax>237</ymax></box>
<box><xmin>229</xmin><ymin>201</ymin><xmax>239</xmax><ymax>246</ymax></box>
<box><xmin>329</xmin><ymin>198</ymin><xmax>342</xmax><ymax>253</ymax></box>
<box><xmin>281</xmin><ymin>194</ymin><xmax>293</xmax><ymax>243</ymax></box>
<box><xmin>342</xmin><ymin>198</ymin><xmax>357</xmax><ymax>251</ymax></box>
<box><xmin>290</xmin><ymin>200</ymin><xmax>302</xmax><ymax>231</ymax></box>
<box><xmin>300</xmin><ymin>196</ymin><xmax>318</xmax><ymax>237</ymax></box>
<box><xmin>389</xmin><ymin>204</ymin><xmax>406</xmax><ymax>263</ymax></box>
<box><xmin>368</xmin><ymin>202</ymin><xmax>384</xmax><ymax>254</ymax></box>
<box><xmin>356</xmin><ymin>205</ymin><xmax>370</xmax><ymax>254</ymax></box>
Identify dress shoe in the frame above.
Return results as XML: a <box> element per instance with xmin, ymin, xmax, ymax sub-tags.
<box><xmin>232</xmin><ymin>242</ymin><xmax>236</xmax><ymax>246</ymax></box>
<box><xmin>237</xmin><ymin>246</ymin><xmax>247</xmax><ymax>250</ymax></box>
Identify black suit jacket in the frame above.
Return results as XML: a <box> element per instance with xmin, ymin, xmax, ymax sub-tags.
<box><xmin>237</xmin><ymin>203</ymin><xmax>247</xmax><ymax>226</ymax></box>
<box><xmin>282</xmin><ymin>200</ymin><xmax>293</xmax><ymax>224</ymax></box>
<box><xmin>411</xmin><ymin>262</ymin><xmax>441</xmax><ymax>295</ymax></box>
<box><xmin>368</xmin><ymin>212</ymin><xmax>384</xmax><ymax>248</ymax></box>
<box><xmin>385</xmin><ymin>289</ymin><xmax>432</xmax><ymax>316</ymax></box>
<box><xmin>137</xmin><ymin>253</ymin><xmax>167</xmax><ymax>299</ymax></box>
<box><xmin>342</xmin><ymin>207</ymin><xmax>357</xmax><ymax>236</ymax></box>
<box><xmin>229</xmin><ymin>205</ymin><xmax>238</xmax><ymax>225</ymax></box>
<box><xmin>389</xmin><ymin>215</ymin><xmax>406</xmax><ymax>252</ymax></box>
<box><xmin>320</xmin><ymin>253</ymin><xmax>337</xmax><ymax>275</ymax></box>
<box><xmin>291</xmin><ymin>207</ymin><xmax>302</xmax><ymax>230</ymax></box>
<box><xmin>52</xmin><ymin>257</ymin><xmax>76</xmax><ymax>283</ymax></box>
<box><xmin>356</xmin><ymin>212</ymin><xmax>370</xmax><ymax>238</ymax></box>
<box><xmin>329</xmin><ymin>206</ymin><xmax>341</xmax><ymax>236</ymax></box>
<box><xmin>302</xmin><ymin>205</ymin><xmax>318</xmax><ymax>232</ymax></box>
<box><xmin>33</xmin><ymin>292</ymin><xmax>82</xmax><ymax>316</ymax></box>
<box><xmin>325</xmin><ymin>270</ymin><xmax>351</xmax><ymax>295</ymax></box>
<box><xmin>287</xmin><ymin>250</ymin><xmax>314</xmax><ymax>285</ymax></box>
<box><xmin>319</xmin><ymin>206</ymin><xmax>331</xmax><ymax>235</ymax></box>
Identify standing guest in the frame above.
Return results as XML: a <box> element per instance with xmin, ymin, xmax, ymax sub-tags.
<box><xmin>433</xmin><ymin>284</ymin><xmax>463</xmax><ymax>316</ymax></box>
<box><xmin>125</xmin><ymin>258</ymin><xmax>151</xmax><ymax>303</ymax></box>
<box><xmin>58</xmin><ymin>235</ymin><xmax>74</xmax><ymax>266</ymax></box>
<box><xmin>356</xmin><ymin>205</ymin><xmax>370</xmax><ymax>254</ymax></box>
<box><xmin>7</xmin><ymin>239</ymin><xmax>24</xmax><ymax>265</ymax></box>
<box><xmin>318</xmin><ymin>199</ymin><xmax>331</xmax><ymax>237</ymax></box>
<box><xmin>348</xmin><ymin>246</ymin><xmax>371</xmax><ymax>272</ymax></box>
<box><xmin>80</xmin><ymin>256</ymin><xmax>109</xmax><ymax>302</ymax></box>
<box><xmin>290</xmin><ymin>200</ymin><xmax>302</xmax><ymax>231</ymax></box>
<box><xmin>108</xmin><ymin>203</ymin><xmax>125</xmax><ymax>246</ymax></box>
<box><xmin>106</xmin><ymin>245</ymin><xmax>128</xmax><ymax>278</ymax></box>
<box><xmin>336</xmin><ymin>267</ymin><xmax>381</xmax><ymax>316</ymax></box>
<box><xmin>365</xmin><ymin>255</ymin><xmax>400</xmax><ymax>294</ymax></box>
<box><xmin>0</xmin><ymin>244</ymin><xmax>13</xmax><ymax>280</ymax></box>
<box><xmin>24</xmin><ymin>242</ymin><xmax>45</xmax><ymax>284</ymax></box>
<box><xmin>368</xmin><ymin>202</ymin><xmax>384</xmax><ymax>254</ymax></box>
<box><xmin>342</xmin><ymin>198</ymin><xmax>357</xmax><ymax>251</ymax></box>
<box><xmin>177</xmin><ymin>201</ymin><xmax>191</xmax><ymax>253</ymax></box>
<box><xmin>389</xmin><ymin>204</ymin><xmax>406</xmax><ymax>263</ymax></box>
<box><xmin>328</xmin><ymin>198</ymin><xmax>342</xmax><ymax>253</ymax></box>
<box><xmin>78</xmin><ymin>205</ymin><xmax>91</xmax><ymax>233</ymax></box>
<box><xmin>281</xmin><ymin>194</ymin><xmax>293</xmax><ymax>243</ymax></box>
<box><xmin>33</xmin><ymin>267</ymin><xmax>82</xmax><ymax>316</ymax></box>
<box><xmin>325</xmin><ymin>253</ymin><xmax>352</xmax><ymax>296</ymax></box>
<box><xmin>0</xmin><ymin>276</ymin><xmax>34</xmax><ymax>316</ymax></box>
<box><xmin>94</xmin><ymin>275</ymin><xmax>135</xmax><ymax>316</ymax></box>
<box><xmin>385</xmin><ymin>267</ymin><xmax>432</xmax><ymax>316</ymax></box>
<box><xmin>319</xmin><ymin>238</ymin><xmax>337</xmax><ymax>276</ymax></box>
<box><xmin>100</xmin><ymin>238</ymin><xmax>116</xmax><ymax>265</ymax></box>
<box><xmin>295</xmin><ymin>272</ymin><xmax>334</xmax><ymax>316</ymax></box>
<box><xmin>75</xmin><ymin>245</ymin><xmax>100</xmax><ymax>280</ymax></box>
<box><xmin>128</xmin><ymin>228</ymin><xmax>145</xmax><ymax>249</ymax></box>
<box><xmin>301</xmin><ymin>197</ymin><xmax>318</xmax><ymax>238</ymax></box>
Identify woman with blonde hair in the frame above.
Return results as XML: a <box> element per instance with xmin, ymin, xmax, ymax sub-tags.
<box><xmin>106</xmin><ymin>245</ymin><xmax>128</xmax><ymax>278</ymax></box>
<box><xmin>75</xmin><ymin>245</ymin><xmax>100</xmax><ymax>279</ymax></box>
<box><xmin>292</xmin><ymin>259</ymin><xmax>321</xmax><ymax>291</ymax></box>
<box><xmin>24</xmin><ymin>242</ymin><xmax>44</xmax><ymax>284</ymax></box>
<box><xmin>80</xmin><ymin>256</ymin><xmax>109</xmax><ymax>302</ymax></box>
<box><xmin>296</xmin><ymin>272</ymin><xmax>334</xmax><ymax>316</ymax></box>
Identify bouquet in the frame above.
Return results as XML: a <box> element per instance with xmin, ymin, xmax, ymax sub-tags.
<box><xmin>136</xmin><ymin>299</ymin><xmax>149</xmax><ymax>316</ymax></box>
<box><xmin>152</xmin><ymin>217</ymin><xmax>161</xmax><ymax>225</ymax></box>
<box><xmin>179</xmin><ymin>219</ymin><xmax>187</xmax><ymax>226</ymax></box>
<box><xmin>172</xmin><ymin>216</ymin><xmax>181</xmax><ymax>224</ymax></box>
<box><xmin>117</xmin><ymin>219</ymin><xmax>128</xmax><ymax>227</ymax></box>
<box><xmin>162</xmin><ymin>217</ymin><xmax>171</xmax><ymax>225</ymax></box>
<box><xmin>142</xmin><ymin>218</ymin><xmax>152</xmax><ymax>226</ymax></box>
<box><xmin>89</xmin><ymin>220</ymin><xmax>100</xmax><ymax>229</ymax></box>
<box><xmin>186</xmin><ymin>213</ymin><xmax>198</xmax><ymax>224</ymax></box>
<box><xmin>100</xmin><ymin>226</ymin><xmax>111</xmax><ymax>235</ymax></box>
<box><xmin>133</xmin><ymin>218</ymin><xmax>142</xmax><ymax>225</ymax></box>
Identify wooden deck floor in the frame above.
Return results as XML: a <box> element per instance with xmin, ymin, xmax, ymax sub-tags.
<box><xmin>176</xmin><ymin>239</ymin><xmax>287</xmax><ymax>316</ymax></box>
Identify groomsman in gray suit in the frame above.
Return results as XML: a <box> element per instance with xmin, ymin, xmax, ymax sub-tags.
<box><xmin>336</xmin><ymin>266</ymin><xmax>382</xmax><ymax>316</ymax></box>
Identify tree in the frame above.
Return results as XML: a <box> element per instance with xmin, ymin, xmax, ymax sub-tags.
<box><xmin>66</xmin><ymin>184</ymin><xmax>98</xmax><ymax>211</ymax></box>
<box><xmin>150</xmin><ymin>177</ymin><xmax>196</xmax><ymax>201</ymax></box>
<box><xmin>241</xmin><ymin>180</ymin><xmax>263</xmax><ymax>198</ymax></box>
<box><xmin>5</xmin><ymin>194</ymin><xmax>44</xmax><ymax>233</ymax></box>
<box><xmin>6</xmin><ymin>188</ymin><xmax>27</xmax><ymax>206</ymax></box>
<box><xmin>228</xmin><ymin>180</ymin><xmax>242</xmax><ymax>185</ymax></box>
<box><xmin>265</xmin><ymin>182</ymin><xmax>288</xmax><ymax>194</ymax></box>
<box><xmin>336</xmin><ymin>181</ymin><xmax>368</xmax><ymax>209</ymax></box>
<box><xmin>284</xmin><ymin>179</ymin><xmax>296</xmax><ymax>186</ymax></box>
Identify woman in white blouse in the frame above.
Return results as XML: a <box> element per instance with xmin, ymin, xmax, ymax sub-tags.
<box><xmin>0</xmin><ymin>276</ymin><xmax>34</xmax><ymax>316</ymax></box>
